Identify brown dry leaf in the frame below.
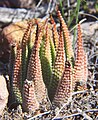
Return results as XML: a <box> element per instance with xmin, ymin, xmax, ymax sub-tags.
<box><xmin>2</xmin><ymin>20</ymin><xmax>29</xmax><ymax>45</ymax></box>
<box><xmin>0</xmin><ymin>75</ymin><xmax>9</xmax><ymax>115</ymax></box>
<box><xmin>1</xmin><ymin>19</ymin><xmax>47</xmax><ymax>44</ymax></box>
<box><xmin>0</xmin><ymin>20</ymin><xmax>28</xmax><ymax>62</ymax></box>
<box><xmin>2</xmin><ymin>19</ymin><xmax>41</xmax><ymax>45</ymax></box>
<box><xmin>0</xmin><ymin>19</ymin><xmax>41</xmax><ymax>62</ymax></box>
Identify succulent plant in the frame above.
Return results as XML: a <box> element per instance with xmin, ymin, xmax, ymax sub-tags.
<box><xmin>8</xmin><ymin>9</ymin><xmax>88</xmax><ymax>112</ymax></box>
<box><xmin>12</xmin><ymin>44</ymin><xmax>22</xmax><ymax>103</ymax></box>
<box><xmin>40</xmin><ymin>23</ymin><xmax>52</xmax><ymax>89</ymax></box>
<box><xmin>72</xmin><ymin>24</ymin><xmax>88</xmax><ymax>92</ymax></box>
<box><xmin>48</xmin><ymin>25</ymin><xmax>65</xmax><ymax>101</ymax></box>
<box><xmin>52</xmin><ymin>61</ymin><xmax>72</xmax><ymax>108</ymax></box>
<box><xmin>27</xmin><ymin>21</ymin><xmax>48</xmax><ymax>104</ymax></box>
<box><xmin>50</xmin><ymin>15</ymin><xmax>59</xmax><ymax>52</ymax></box>
<box><xmin>57</xmin><ymin>10</ymin><xmax>74</xmax><ymax>64</ymax></box>
<box><xmin>23</xmin><ymin>79</ymin><xmax>39</xmax><ymax>112</ymax></box>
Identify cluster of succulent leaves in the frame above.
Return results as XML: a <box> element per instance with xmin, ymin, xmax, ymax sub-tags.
<box><xmin>9</xmin><ymin>9</ymin><xmax>88</xmax><ymax>112</ymax></box>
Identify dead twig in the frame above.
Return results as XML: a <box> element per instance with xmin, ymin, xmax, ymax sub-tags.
<box><xmin>79</xmin><ymin>12</ymin><xmax>98</xmax><ymax>21</ymax></box>
<box><xmin>54</xmin><ymin>109</ymin><xmax>98</xmax><ymax>119</ymax></box>
<box><xmin>36</xmin><ymin>0</ymin><xmax>43</xmax><ymax>8</ymax></box>
<box><xmin>28</xmin><ymin>111</ymin><xmax>51</xmax><ymax>120</ymax></box>
<box><xmin>52</xmin><ymin>97</ymin><xmax>72</xmax><ymax>120</ymax></box>
<box><xmin>77</xmin><ymin>108</ymin><xmax>93</xmax><ymax>120</ymax></box>
<box><xmin>46</xmin><ymin>0</ymin><xmax>56</xmax><ymax>14</ymax></box>
<box><xmin>46</xmin><ymin>0</ymin><xmax>52</xmax><ymax>14</ymax></box>
<box><xmin>72</xmin><ymin>90</ymin><xmax>87</xmax><ymax>96</ymax></box>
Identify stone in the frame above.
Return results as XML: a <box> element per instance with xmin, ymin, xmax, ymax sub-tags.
<box><xmin>0</xmin><ymin>75</ymin><xmax>9</xmax><ymax>115</ymax></box>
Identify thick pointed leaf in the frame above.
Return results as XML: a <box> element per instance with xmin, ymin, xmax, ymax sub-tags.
<box><xmin>21</xmin><ymin>20</ymin><xmax>33</xmax><ymax>84</ymax></box>
<box><xmin>23</xmin><ymin>79</ymin><xmax>39</xmax><ymax>112</ymax></box>
<box><xmin>12</xmin><ymin>45</ymin><xmax>22</xmax><ymax>103</ymax></box>
<box><xmin>53</xmin><ymin>61</ymin><xmax>72</xmax><ymax>107</ymax></box>
<box><xmin>40</xmin><ymin>24</ymin><xmax>52</xmax><ymax>89</ymax></box>
<box><xmin>27</xmin><ymin>21</ymin><xmax>48</xmax><ymax>103</ymax></box>
<box><xmin>49</xmin><ymin>28</ymin><xmax>65</xmax><ymax>101</ymax></box>
<box><xmin>72</xmin><ymin>24</ymin><xmax>87</xmax><ymax>91</ymax></box>
<box><xmin>50</xmin><ymin>15</ymin><xmax>59</xmax><ymax>52</ymax></box>
<box><xmin>57</xmin><ymin>10</ymin><xmax>74</xmax><ymax>64</ymax></box>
